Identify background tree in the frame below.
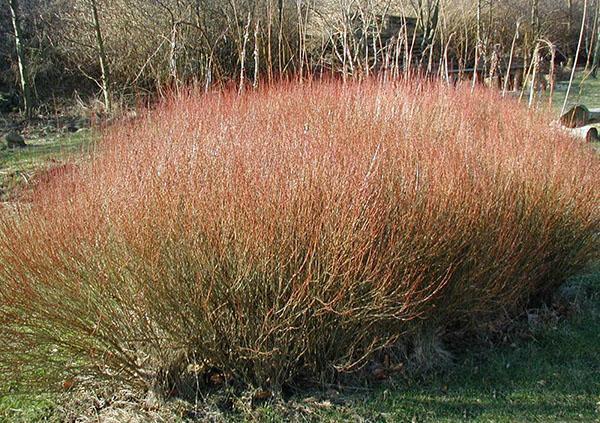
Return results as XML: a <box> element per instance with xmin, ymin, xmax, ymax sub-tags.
<box><xmin>0</xmin><ymin>0</ymin><xmax>593</xmax><ymax>112</ymax></box>
<box><xmin>7</xmin><ymin>0</ymin><xmax>32</xmax><ymax>117</ymax></box>
<box><xmin>90</xmin><ymin>0</ymin><xmax>111</xmax><ymax>112</ymax></box>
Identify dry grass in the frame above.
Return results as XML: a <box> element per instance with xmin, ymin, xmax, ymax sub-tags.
<box><xmin>0</xmin><ymin>80</ymin><xmax>598</xmax><ymax>397</ymax></box>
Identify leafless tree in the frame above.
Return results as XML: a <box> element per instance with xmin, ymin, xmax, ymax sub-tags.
<box><xmin>90</xmin><ymin>0</ymin><xmax>111</xmax><ymax>112</ymax></box>
<box><xmin>7</xmin><ymin>0</ymin><xmax>32</xmax><ymax>116</ymax></box>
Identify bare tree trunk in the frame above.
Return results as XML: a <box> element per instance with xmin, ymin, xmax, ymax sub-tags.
<box><xmin>91</xmin><ymin>0</ymin><xmax>111</xmax><ymax>113</ymax></box>
<box><xmin>567</xmin><ymin>0</ymin><xmax>574</xmax><ymax>66</ymax></box>
<box><xmin>278</xmin><ymin>0</ymin><xmax>284</xmax><ymax>75</ymax></box>
<box><xmin>548</xmin><ymin>43</ymin><xmax>556</xmax><ymax>107</ymax></box>
<box><xmin>169</xmin><ymin>22</ymin><xmax>178</xmax><ymax>87</ymax></box>
<box><xmin>562</xmin><ymin>0</ymin><xmax>588</xmax><ymax>115</ymax></box>
<box><xmin>592</xmin><ymin>0</ymin><xmax>600</xmax><ymax>76</ymax></box>
<box><xmin>297</xmin><ymin>0</ymin><xmax>304</xmax><ymax>80</ymax></box>
<box><xmin>472</xmin><ymin>0</ymin><xmax>482</xmax><ymax>90</ymax></box>
<box><xmin>239</xmin><ymin>13</ymin><xmax>251</xmax><ymax>94</ymax></box>
<box><xmin>487</xmin><ymin>0</ymin><xmax>494</xmax><ymax>46</ymax></box>
<box><xmin>503</xmin><ymin>20</ymin><xmax>520</xmax><ymax>96</ymax></box>
<box><xmin>585</xmin><ymin>0</ymin><xmax>598</xmax><ymax>70</ymax></box>
<box><xmin>267</xmin><ymin>0</ymin><xmax>274</xmax><ymax>83</ymax></box>
<box><xmin>531</xmin><ymin>0</ymin><xmax>539</xmax><ymax>38</ymax></box>
<box><xmin>253</xmin><ymin>20</ymin><xmax>260</xmax><ymax>88</ymax></box>
<box><xmin>528</xmin><ymin>42</ymin><xmax>540</xmax><ymax>108</ymax></box>
<box><xmin>8</xmin><ymin>0</ymin><xmax>32</xmax><ymax>118</ymax></box>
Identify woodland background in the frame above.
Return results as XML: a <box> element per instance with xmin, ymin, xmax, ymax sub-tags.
<box><xmin>0</xmin><ymin>0</ymin><xmax>597</xmax><ymax>114</ymax></box>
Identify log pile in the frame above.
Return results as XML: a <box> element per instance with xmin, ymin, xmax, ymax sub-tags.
<box><xmin>559</xmin><ymin>105</ymin><xmax>600</xmax><ymax>143</ymax></box>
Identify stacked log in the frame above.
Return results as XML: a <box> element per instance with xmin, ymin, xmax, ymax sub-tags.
<box><xmin>559</xmin><ymin>105</ymin><xmax>600</xmax><ymax>143</ymax></box>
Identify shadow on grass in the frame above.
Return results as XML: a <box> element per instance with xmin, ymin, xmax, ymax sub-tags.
<box><xmin>548</xmin><ymin>71</ymin><xmax>600</xmax><ymax>113</ymax></box>
<box><xmin>330</xmin><ymin>270</ymin><xmax>600</xmax><ymax>422</ymax></box>
<box><xmin>1</xmin><ymin>270</ymin><xmax>598</xmax><ymax>422</ymax></box>
<box><xmin>250</xmin><ymin>270</ymin><xmax>599</xmax><ymax>422</ymax></box>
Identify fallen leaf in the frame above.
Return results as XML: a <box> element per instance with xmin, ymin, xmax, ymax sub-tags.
<box><xmin>253</xmin><ymin>390</ymin><xmax>272</xmax><ymax>401</ymax></box>
<box><xmin>62</xmin><ymin>379</ymin><xmax>75</xmax><ymax>390</ymax></box>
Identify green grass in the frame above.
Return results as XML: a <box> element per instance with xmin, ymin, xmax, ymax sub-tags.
<box><xmin>249</xmin><ymin>269</ymin><xmax>600</xmax><ymax>422</ymax></box>
<box><xmin>0</xmin><ymin>396</ymin><xmax>56</xmax><ymax>423</ymax></box>
<box><xmin>2</xmin><ymin>268</ymin><xmax>596</xmax><ymax>422</ymax></box>
<box><xmin>0</xmin><ymin>132</ymin><xmax>91</xmax><ymax>423</ymax></box>
<box><xmin>0</xmin><ymin>130</ymin><xmax>94</xmax><ymax>200</ymax></box>
<box><xmin>551</xmin><ymin>71</ymin><xmax>600</xmax><ymax>111</ymax></box>
<box><xmin>0</xmin><ymin>131</ymin><xmax>96</xmax><ymax>421</ymax></box>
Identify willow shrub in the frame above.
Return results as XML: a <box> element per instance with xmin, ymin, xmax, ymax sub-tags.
<box><xmin>1</xmin><ymin>80</ymin><xmax>598</xmax><ymax>395</ymax></box>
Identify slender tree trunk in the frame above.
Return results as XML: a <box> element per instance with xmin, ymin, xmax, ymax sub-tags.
<box><xmin>169</xmin><ymin>21</ymin><xmax>178</xmax><ymax>87</ymax></box>
<box><xmin>472</xmin><ymin>0</ymin><xmax>482</xmax><ymax>90</ymax></box>
<box><xmin>8</xmin><ymin>0</ymin><xmax>32</xmax><ymax>118</ymax></box>
<box><xmin>503</xmin><ymin>20</ymin><xmax>520</xmax><ymax>96</ymax></box>
<box><xmin>487</xmin><ymin>0</ymin><xmax>494</xmax><ymax>46</ymax></box>
<box><xmin>297</xmin><ymin>0</ymin><xmax>304</xmax><ymax>80</ymax></box>
<box><xmin>567</xmin><ymin>0</ymin><xmax>574</xmax><ymax>66</ymax></box>
<box><xmin>592</xmin><ymin>0</ymin><xmax>600</xmax><ymax>76</ymax></box>
<box><xmin>253</xmin><ymin>20</ymin><xmax>259</xmax><ymax>88</ymax></box>
<box><xmin>562</xmin><ymin>0</ymin><xmax>588</xmax><ymax>115</ymax></box>
<box><xmin>531</xmin><ymin>0</ymin><xmax>539</xmax><ymax>38</ymax></box>
<box><xmin>239</xmin><ymin>13</ymin><xmax>251</xmax><ymax>94</ymax></box>
<box><xmin>585</xmin><ymin>0</ymin><xmax>598</xmax><ymax>69</ymax></box>
<box><xmin>91</xmin><ymin>0</ymin><xmax>111</xmax><ymax>113</ymax></box>
<box><xmin>529</xmin><ymin>0</ymin><xmax>539</xmax><ymax>76</ymax></box>
<box><xmin>267</xmin><ymin>0</ymin><xmax>273</xmax><ymax>83</ymax></box>
<box><xmin>528</xmin><ymin>42</ymin><xmax>540</xmax><ymax>108</ymax></box>
<box><xmin>278</xmin><ymin>0</ymin><xmax>284</xmax><ymax>75</ymax></box>
<box><xmin>548</xmin><ymin>43</ymin><xmax>556</xmax><ymax>106</ymax></box>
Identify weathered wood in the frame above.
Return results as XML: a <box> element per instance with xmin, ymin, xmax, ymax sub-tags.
<box><xmin>564</xmin><ymin>125</ymin><xmax>600</xmax><ymax>142</ymax></box>
<box><xmin>560</xmin><ymin>104</ymin><xmax>600</xmax><ymax>128</ymax></box>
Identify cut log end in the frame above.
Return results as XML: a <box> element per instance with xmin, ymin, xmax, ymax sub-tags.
<box><xmin>564</xmin><ymin>125</ymin><xmax>600</xmax><ymax>143</ymax></box>
<box><xmin>586</xmin><ymin>127</ymin><xmax>600</xmax><ymax>143</ymax></box>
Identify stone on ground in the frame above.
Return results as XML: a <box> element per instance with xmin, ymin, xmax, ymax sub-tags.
<box><xmin>5</xmin><ymin>132</ymin><xmax>26</xmax><ymax>148</ymax></box>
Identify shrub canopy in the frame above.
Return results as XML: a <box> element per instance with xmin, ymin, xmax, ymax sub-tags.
<box><xmin>0</xmin><ymin>81</ymin><xmax>599</xmax><ymax>393</ymax></box>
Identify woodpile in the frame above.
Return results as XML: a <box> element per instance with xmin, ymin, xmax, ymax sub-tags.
<box><xmin>560</xmin><ymin>105</ymin><xmax>600</xmax><ymax>128</ymax></box>
<box><xmin>559</xmin><ymin>105</ymin><xmax>600</xmax><ymax>143</ymax></box>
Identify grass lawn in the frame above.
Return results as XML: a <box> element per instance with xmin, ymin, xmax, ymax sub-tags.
<box><xmin>250</xmin><ymin>269</ymin><xmax>600</xmax><ymax>422</ymax></box>
<box><xmin>0</xmin><ymin>96</ymin><xmax>598</xmax><ymax>421</ymax></box>
<box><xmin>4</xmin><ymin>269</ymin><xmax>596</xmax><ymax>422</ymax></box>
<box><xmin>551</xmin><ymin>71</ymin><xmax>600</xmax><ymax>111</ymax></box>
<box><xmin>0</xmin><ymin>129</ymin><xmax>94</xmax><ymax>201</ymax></box>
